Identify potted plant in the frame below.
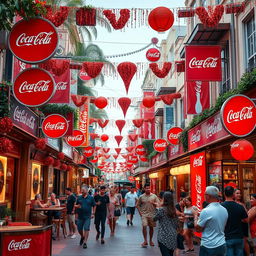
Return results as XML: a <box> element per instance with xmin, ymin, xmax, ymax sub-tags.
<box><xmin>0</xmin><ymin>207</ymin><xmax>15</xmax><ymax>225</ymax></box>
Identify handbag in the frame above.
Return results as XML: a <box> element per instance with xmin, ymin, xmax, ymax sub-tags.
<box><xmin>187</xmin><ymin>217</ymin><xmax>195</xmax><ymax>229</ymax></box>
<box><xmin>114</xmin><ymin>208</ymin><xmax>121</xmax><ymax>217</ymax></box>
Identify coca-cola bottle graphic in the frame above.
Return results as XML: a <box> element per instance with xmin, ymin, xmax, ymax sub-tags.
<box><xmin>195</xmin><ymin>81</ymin><xmax>202</xmax><ymax>114</ymax></box>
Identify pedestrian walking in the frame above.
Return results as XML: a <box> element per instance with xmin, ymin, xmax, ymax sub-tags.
<box><xmin>121</xmin><ymin>186</ymin><xmax>129</xmax><ymax>214</ymax></box>
<box><xmin>108</xmin><ymin>189</ymin><xmax>119</xmax><ymax>235</ymax></box>
<box><xmin>94</xmin><ymin>185</ymin><xmax>110</xmax><ymax>244</ymax></box>
<box><xmin>175</xmin><ymin>196</ymin><xmax>185</xmax><ymax>256</ymax></box>
<box><xmin>125</xmin><ymin>185</ymin><xmax>138</xmax><ymax>226</ymax></box>
<box><xmin>183</xmin><ymin>196</ymin><xmax>198</xmax><ymax>253</ymax></box>
<box><xmin>153</xmin><ymin>192</ymin><xmax>179</xmax><ymax>256</ymax></box>
<box><xmin>195</xmin><ymin>186</ymin><xmax>228</xmax><ymax>256</ymax></box>
<box><xmin>248</xmin><ymin>194</ymin><xmax>256</xmax><ymax>254</ymax></box>
<box><xmin>222</xmin><ymin>186</ymin><xmax>248</xmax><ymax>256</ymax></box>
<box><xmin>65</xmin><ymin>187</ymin><xmax>77</xmax><ymax>239</ymax></box>
<box><xmin>136</xmin><ymin>183</ymin><xmax>159</xmax><ymax>248</ymax></box>
<box><xmin>75</xmin><ymin>186</ymin><xmax>96</xmax><ymax>249</ymax></box>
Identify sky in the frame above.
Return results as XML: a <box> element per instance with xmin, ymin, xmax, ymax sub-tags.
<box><xmin>82</xmin><ymin>0</ymin><xmax>186</xmax><ymax>151</ymax></box>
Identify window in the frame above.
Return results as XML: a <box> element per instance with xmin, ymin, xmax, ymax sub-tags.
<box><xmin>245</xmin><ymin>16</ymin><xmax>256</xmax><ymax>71</ymax></box>
<box><xmin>220</xmin><ymin>44</ymin><xmax>230</xmax><ymax>94</ymax></box>
<box><xmin>180</xmin><ymin>99</ymin><xmax>185</xmax><ymax>128</ymax></box>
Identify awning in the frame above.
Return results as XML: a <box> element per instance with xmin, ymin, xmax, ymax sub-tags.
<box><xmin>156</xmin><ymin>87</ymin><xmax>176</xmax><ymax>96</ymax></box>
<box><xmin>155</xmin><ymin>108</ymin><xmax>163</xmax><ymax>116</ymax></box>
<box><xmin>180</xmin><ymin>23</ymin><xmax>230</xmax><ymax>58</ymax></box>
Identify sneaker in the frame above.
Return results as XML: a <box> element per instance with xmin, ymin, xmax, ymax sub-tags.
<box><xmin>127</xmin><ymin>220</ymin><xmax>130</xmax><ymax>226</ymax></box>
<box><xmin>101</xmin><ymin>239</ymin><xmax>105</xmax><ymax>244</ymax></box>
<box><xmin>70</xmin><ymin>234</ymin><xmax>76</xmax><ymax>239</ymax></box>
<box><xmin>83</xmin><ymin>243</ymin><xmax>87</xmax><ymax>249</ymax></box>
<box><xmin>79</xmin><ymin>237</ymin><xmax>84</xmax><ymax>246</ymax></box>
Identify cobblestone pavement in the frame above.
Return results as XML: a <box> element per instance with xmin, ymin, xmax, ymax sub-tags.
<box><xmin>52</xmin><ymin>212</ymin><xmax>199</xmax><ymax>256</ymax></box>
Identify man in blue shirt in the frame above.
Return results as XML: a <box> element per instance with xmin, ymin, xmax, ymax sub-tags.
<box><xmin>75</xmin><ymin>186</ymin><xmax>96</xmax><ymax>249</ymax></box>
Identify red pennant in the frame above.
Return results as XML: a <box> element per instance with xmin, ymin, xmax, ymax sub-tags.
<box><xmin>103</xmin><ymin>9</ymin><xmax>130</xmax><ymax>30</ymax></box>
<box><xmin>115</xmin><ymin>148</ymin><xmax>122</xmax><ymax>154</ymax></box>
<box><xmin>103</xmin><ymin>148</ymin><xmax>110</xmax><ymax>154</ymax></box>
<box><xmin>117</xmin><ymin>62</ymin><xmax>137</xmax><ymax>94</ymax></box>
<box><xmin>118</xmin><ymin>97</ymin><xmax>131</xmax><ymax>118</ymax></box>
<box><xmin>113</xmin><ymin>154</ymin><xmax>119</xmax><ymax>159</ymax></box>
<box><xmin>160</xmin><ymin>94</ymin><xmax>174</xmax><ymax>105</ymax></box>
<box><xmin>82</xmin><ymin>62</ymin><xmax>104</xmax><ymax>78</ymax></box>
<box><xmin>115</xmin><ymin>120</ymin><xmax>126</xmax><ymax>134</ymax></box>
<box><xmin>128</xmin><ymin>134</ymin><xmax>138</xmax><ymax>142</ymax></box>
<box><xmin>115</xmin><ymin>135</ymin><xmax>123</xmax><ymax>146</ymax></box>
<box><xmin>104</xmin><ymin>155</ymin><xmax>110</xmax><ymax>159</ymax></box>
<box><xmin>149</xmin><ymin>62</ymin><xmax>172</xmax><ymax>78</ymax></box>
<box><xmin>121</xmin><ymin>154</ymin><xmax>128</xmax><ymax>159</ymax></box>
<box><xmin>132</xmin><ymin>119</ymin><xmax>144</xmax><ymax>128</ymax></box>
<box><xmin>126</xmin><ymin>146</ymin><xmax>134</xmax><ymax>153</ymax></box>
<box><xmin>71</xmin><ymin>95</ymin><xmax>88</xmax><ymax>107</ymax></box>
<box><xmin>98</xmin><ymin>119</ymin><xmax>109</xmax><ymax>128</ymax></box>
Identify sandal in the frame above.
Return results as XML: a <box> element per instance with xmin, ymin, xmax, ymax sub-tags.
<box><xmin>141</xmin><ymin>242</ymin><xmax>148</xmax><ymax>248</ymax></box>
<box><xmin>150</xmin><ymin>241</ymin><xmax>155</xmax><ymax>246</ymax></box>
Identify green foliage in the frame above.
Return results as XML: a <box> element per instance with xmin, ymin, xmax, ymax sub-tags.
<box><xmin>39</xmin><ymin>104</ymin><xmax>76</xmax><ymax>116</ymax></box>
<box><xmin>0</xmin><ymin>207</ymin><xmax>15</xmax><ymax>219</ymax></box>
<box><xmin>0</xmin><ymin>82</ymin><xmax>11</xmax><ymax>117</ymax></box>
<box><xmin>142</xmin><ymin>139</ymin><xmax>157</xmax><ymax>159</ymax></box>
<box><xmin>180</xmin><ymin>68</ymin><xmax>256</xmax><ymax>152</ymax></box>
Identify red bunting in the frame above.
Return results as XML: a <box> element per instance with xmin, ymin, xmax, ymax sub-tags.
<box><xmin>44</xmin><ymin>6</ymin><xmax>69</xmax><ymax>27</ymax></box>
<box><xmin>82</xmin><ymin>62</ymin><xmax>104</xmax><ymax>78</ymax></box>
<box><xmin>98</xmin><ymin>119</ymin><xmax>109</xmax><ymax>128</ymax></box>
<box><xmin>39</xmin><ymin>59</ymin><xmax>70</xmax><ymax>76</ymax></box>
<box><xmin>103</xmin><ymin>148</ymin><xmax>110</xmax><ymax>154</ymax></box>
<box><xmin>117</xmin><ymin>62</ymin><xmax>137</xmax><ymax>94</ymax></box>
<box><xmin>95</xmin><ymin>146</ymin><xmax>101</xmax><ymax>151</ymax></box>
<box><xmin>149</xmin><ymin>62</ymin><xmax>172</xmax><ymax>78</ymax></box>
<box><xmin>90</xmin><ymin>157</ymin><xmax>98</xmax><ymax>163</ymax></box>
<box><xmin>160</xmin><ymin>94</ymin><xmax>174</xmax><ymax>105</ymax></box>
<box><xmin>115</xmin><ymin>120</ymin><xmax>126</xmax><ymax>134</ymax></box>
<box><xmin>118</xmin><ymin>97</ymin><xmax>131</xmax><ymax>118</ymax></box>
<box><xmin>115</xmin><ymin>148</ymin><xmax>122</xmax><ymax>154</ymax></box>
<box><xmin>142</xmin><ymin>96</ymin><xmax>156</xmax><ymax>108</ymax></box>
<box><xmin>115</xmin><ymin>135</ymin><xmax>123</xmax><ymax>146</ymax></box>
<box><xmin>128</xmin><ymin>134</ymin><xmax>138</xmax><ymax>142</ymax></box>
<box><xmin>126</xmin><ymin>146</ymin><xmax>134</xmax><ymax>153</ymax></box>
<box><xmin>132</xmin><ymin>119</ymin><xmax>144</xmax><ymax>128</ymax></box>
<box><xmin>103</xmin><ymin>9</ymin><xmax>130</xmax><ymax>30</ymax></box>
<box><xmin>113</xmin><ymin>154</ymin><xmax>119</xmax><ymax>159</ymax></box>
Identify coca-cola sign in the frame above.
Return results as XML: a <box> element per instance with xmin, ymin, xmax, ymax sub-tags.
<box><xmin>146</xmin><ymin>48</ymin><xmax>161</xmax><ymax>62</ymax></box>
<box><xmin>66</xmin><ymin>130</ymin><xmax>85</xmax><ymax>147</ymax></box>
<box><xmin>167</xmin><ymin>127</ymin><xmax>183</xmax><ymax>145</ymax></box>
<box><xmin>9</xmin><ymin>17</ymin><xmax>58</xmax><ymax>64</ymax></box>
<box><xmin>185</xmin><ymin>46</ymin><xmax>222</xmax><ymax>81</ymax></box>
<box><xmin>79</xmin><ymin>68</ymin><xmax>92</xmax><ymax>81</ymax></box>
<box><xmin>13</xmin><ymin>68</ymin><xmax>55</xmax><ymax>107</ymax></box>
<box><xmin>8</xmin><ymin>239</ymin><xmax>31</xmax><ymax>251</ymax></box>
<box><xmin>221</xmin><ymin>94</ymin><xmax>256</xmax><ymax>137</ymax></box>
<box><xmin>42</xmin><ymin>114</ymin><xmax>68</xmax><ymax>138</ymax></box>
<box><xmin>153</xmin><ymin>139</ymin><xmax>168</xmax><ymax>152</ymax></box>
<box><xmin>84</xmin><ymin>146</ymin><xmax>94</xmax><ymax>158</ymax></box>
<box><xmin>135</xmin><ymin>145</ymin><xmax>147</xmax><ymax>156</ymax></box>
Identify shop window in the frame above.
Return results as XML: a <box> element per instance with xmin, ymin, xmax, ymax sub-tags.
<box><xmin>245</xmin><ymin>16</ymin><xmax>256</xmax><ymax>71</ymax></box>
<box><xmin>53</xmin><ymin>169</ymin><xmax>67</xmax><ymax>196</ymax></box>
<box><xmin>220</xmin><ymin>44</ymin><xmax>230</xmax><ymax>94</ymax></box>
<box><xmin>5</xmin><ymin>158</ymin><xmax>15</xmax><ymax>208</ymax></box>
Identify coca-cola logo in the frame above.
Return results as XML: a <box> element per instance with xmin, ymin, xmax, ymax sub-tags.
<box><xmin>193</xmin><ymin>155</ymin><xmax>204</xmax><ymax>167</ymax></box>
<box><xmin>146</xmin><ymin>48</ymin><xmax>161</xmax><ymax>62</ymax></box>
<box><xmin>206</xmin><ymin>117</ymin><xmax>222</xmax><ymax>139</ymax></box>
<box><xmin>42</xmin><ymin>114</ymin><xmax>68</xmax><ymax>138</ymax></box>
<box><xmin>8</xmin><ymin>239</ymin><xmax>31</xmax><ymax>251</ymax></box>
<box><xmin>153</xmin><ymin>139</ymin><xmax>168</xmax><ymax>152</ymax></box>
<box><xmin>190</xmin><ymin>130</ymin><xmax>201</xmax><ymax>144</ymax></box>
<box><xmin>79</xmin><ymin>69</ymin><xmax>91</xmax><ymax>81</ymax></box>
<box><xmin>135</xmin><ymin>145</ymin><xmax>147</xmax><ymax>156</ymax></box>
<box><xmin>167</xmin><ymin>127</ymin><xmax>183</xmax><ymax>145</ymax></box>
<box><xmin>56</xmin><ymin>82</ymin><xmax>68</xmax><ymax>91</ymax></box>
<box><xmin>84</xmin><ymin>146</ymin><xmax>94</xmax><ymax>157</ymax></box>
<box><xmin>189</xmin><ymin>57</ymin><xmax>218</xmax><ymax>69</ymax></box>
<box><xmin>66</xmin><ymin>130</ymin><xmax>85</xmax><ymax>147</ymax></box>
<box><xmin>221</xmin><ymin>94</ymin><xmax>256</xmax><ymax>137</ymax></box>
<box><xmin>9</xmin><ymin>18</ymin><xmax>58</xmax><ymax>64</ymax></box>
<box><xmin>13</xmin><ymin>106</ymin><xmax>36</xmax><ymax>130</ymax></box>
<box><xmin>13</xmin><ymin>68</ymin><xmax>55</xmax><ymax>107</ymax></box>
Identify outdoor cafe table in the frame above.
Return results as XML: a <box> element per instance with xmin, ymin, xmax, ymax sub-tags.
<box><xmin>0</xmin><ymin>225</ymin><xmax>52</xmax><ymax>256</ymax></box>
<box><xmin>33</xmin><ymin>207</ymin><xmax>66</xmax><ymax>224</ymax></box>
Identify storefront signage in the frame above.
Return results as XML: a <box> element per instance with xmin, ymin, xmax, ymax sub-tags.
<box><xmin>62</xmin><ymin>140</ymin><xmax>73</xmax><ymax>158</ymax></box>
<box><xmin>220</xmin><ymin>94</ymin><xmax>256</xmax><ymax>137</ymax></box>
<box><xmin>135</xmin><ymin>145</ymin><xmax>147</xmax><ymax>156</ymax></box>
<box><xmin>2</xmin><ymin>228</ymin><xmax>51</xmax><ymax>256</ymax></box>
<box><xmin>9</xmin><ymin>17</ymin><xmax>58</xmax><ymax>64</ymax></box>
<box><xmin>146</xmin><ymin>48</ymin><xmax>161</xmax><ymax>62</ymax></box>
<box><xmin>168</xmin><ymin>144</ymin><xmax>184</xmax><ymax>160</ymax></box>
<box><xmin>188</xmin><ymin>112</ymin><xmax>230</xmax><ymax>151</ymax></box>
<box><xmin>13</xmin><ymin>68</ymin><xmax>55</xmax><ymax>107</ymax></box>
<box><xmin>128</xmin><ymin>176</ymin><xmax>135</xmax><ymax>182</ymax></box>
<box><xmin>185</xmin><ymin>45</ymin><xmax>222</xmax><ymax>81</ymax></box>
<box><xmin>10</xmin><ymin>96</ymin><xmax>39</xmax><ymax>137</ymax></box>
<box><xmin>79</xmin><ymin>68</ymin><xmax>91</xmax><ymax>81</ymax></box>
<box><xmin>84</xmin><ymin>146</ymin><xmax>94</xmax><ymax>158</ymax></box>
<box><xmin>42</xmin><ymin>114</ymin><xmax>68</xmax><ymax>138</ymax></box>
<box><xmin>12</xmin><ymin>57</ymin><xmax>31</xmax><ymax>81</ymax></box>
<box><xmin>66</xmin><ymin>130</ymin><xmax>85</xmax><ymax>147</ymax></box>
<box><xmin>190</xmin><ymin>151</ymin><xmax>207</xmax><ymax>213</ymax></box>
<box><xmin>153</xmin><ymin>139</ymin><xmax>168</xmax><ymax>152</ymax></box>
<box><xmin>79</xmin><ymin>100</ymin><xmax>89</xmax><ymax>147</ymax></box>
<box><xmin>151</xmin><ymin>152</ymin><xmax>167</xmax><ymax>167</ymax></box>
<box><xmin>167</xmin><ymin>127</ymin><xmax>183</xmax><ymax>145</ymax></box>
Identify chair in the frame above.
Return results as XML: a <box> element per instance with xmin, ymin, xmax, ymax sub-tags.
<box><xmin>52</xmin><ymin>209</ymin><xmax>67</xmax><ymax>240</ymax></box>
<box><xmin>30</xmin><ymin>210</ymin><xmax>48</xmax><ymax>226</ymax></box>
<box><xmin>8</xmin><ymin>222</ymin><xmax>32</xmax><ymax>226</ymax></box>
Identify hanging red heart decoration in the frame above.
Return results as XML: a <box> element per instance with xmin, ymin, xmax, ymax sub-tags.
<box><xmin>82</xmin><ymin>62</ymin><xmax>104</xmax><ymax>78</ymax></box>
<box><xmin>101</xmin><ymin>134</ymin><xmax>109</xmax><ymax>142</ymax></box>
<box><xmin>132</xmin><ymin>119</ymin><xmax>144</xmax><ymax>128</ymax></box>
<box><xmin>195</xmin><ymin>5</ymin><xmax>224</xmax><ymax>27</ymax></box>
<box><xmin>104</xmin><ymin>154</ymin><xmax>110</xmax><ymax>159</ymax></box>
<box><xmin>118</xmin><ymin>97</ymin><xmax>131</xmax><ymax>118</ymax></box>
<box><xmin>44</xmin><ymin>6</ymin><xmax>69</xmax><ymax>27</ymax></box>
<box><xmin>160</xmin><ymin>94</ymin><xmax>174</xmax><ymax>105</ymax></box>
<box><xmin>103</xmin><ymin>9</ymin><xmax>130</xmax><ymax>30</ymax></box>
<box><xmin>98</xmin><ymin>119</ymin><xmax>109</xmax><ymax>128</ymax></box>
<box><xmin>115</xmin><ymin>148</ymin><xmax>122</xmax><ymax>154</ymax></box>
<box><xmin>117</xmin><ymin>62</ymin><xmax>137</xmax><ymax>94</ymax></box>
<box><xmin>143</xmin><ymin>96</ymin><xmax>156</xmax><ymax>108</ymax></box>
<box><xmin>149</xmin><ymin>62</ymin><xmax>172</xmax><ymax>78</ymax></box>
<box><xmin>39</xmin><ymin>59</ymin><xmax>70</xmax><ymax>76</ymax></box>
<box><xmin>113</xmin><ymin>154</ymin><xmax>119</xmax><ymax>160</ymax></box>
<box><xmin>115</xmin><ymin>135</ymin><xmax>123</xmax><ymax>146</ymax></box>
<box><xmin>71</xmin><ymin>95</ymin><xmax>88</xmax><ymax>107</ymax></box>
<box><xmin>128</xmin><ymin>134</ymin><xmax>138</xmax><ymax>142</ymax></box>
<box><xmin>126</xmin><ymin>146</ymin><xmax>134</xmax><ymax>153</ymax></box>
<box><xmin>115</xmin><ymin>120</ymin><xmax>126</xmax><ymax>134</ymax></box>
<box><xmin>90</xmin><ymin>133</ymin><xmax>99</xmax><ymax>140</ymax></box>
<box><xmin>94</xmin><ymin>97</ymin><xmax>108</xmax><ymax>109</ymax></box>
<box><xmin>103</xmin><ymin>148</ymin><xmax>110</xmax><ymax>154</ymax></box>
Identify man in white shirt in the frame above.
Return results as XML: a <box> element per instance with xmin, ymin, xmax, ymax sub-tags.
<box><xmin>125</xmin><ymin>186</ymin><xmax>138</xmax><ymax>226</ymax></box>
<box><xmin>195</xmin><ymin>186</ymin><xmax>228</xmax><ymax>256</ymax></box>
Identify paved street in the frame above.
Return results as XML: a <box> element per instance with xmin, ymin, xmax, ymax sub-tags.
<box><xmin>52</xmin><ymin>212</ymin><xmax>199</xmax><ymax>256</ymax></box>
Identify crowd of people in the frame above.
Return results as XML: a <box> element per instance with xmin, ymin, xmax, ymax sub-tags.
<box><xmin>33</xmin><ymin>183</ymin><xmax>256</xmax><ymax>256</ymax></box>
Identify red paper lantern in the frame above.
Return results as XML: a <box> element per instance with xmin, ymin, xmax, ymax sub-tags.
<box><xmin>132</xmin><ymin>119</ymin><xmax>144</xmax><ymax>128</ymax></box>
<box><xmin>98</xmin><ymin>119</ymin><xmax>109</xmax><ymax>128</ymax></box>
<box><xmin>0</xmin><ymin>117</ymin><xmax>13</xmax><ymax>134</ymax></box>
<box><xmin>53</xmin><ymin>159</ymin><xmax>60</xmax><ymax>167</ymax></box>
<box><xmin>95</xmin><ymin>97</ymin><xmax>108</xmax><ymax>109</ymax></box>
<box><xmin>118</xmin><ymin>97</ymin><xmax>131</xmax><ymax>118</ymax></box>
<box><xmin>34</xmin><ymin>138</ymin><xmax>47</xmax><ymax>150</ymax></box>
<box><xmin>115</xmin><ymin>120</ymin><xmax>126</xmax><ymax>134</ymax></box>
<box><xmin>230</xmin><ymin>139</ymin><xmax>254</xmax><ymax>161</ymax></box>
<box><xmin>0</xmin><ymin>137</ymin><xmax>13</xmax><ymax>153</ymax></box>
<box><xmin>101</xmin><ymin>134</ymin><xmax>109</xmax><ymax>142</ymax></box>
<box><xmin>57</xmin><ymin>152</ymin><xmax>65</xmax><ymax>160</ymax></box>
<box><xmin>44</xmin><ymin>156</ymin><xmax>54</xmax><ymax>166</ymax></box>
<box><xmin>60</xmin><ymin>163</ymin><xmax>67</xmax><ymax>171</ymax></box>
<box><xmin>148</xmin><ymin>7</ymin><xmax>174</xmax><ymax>32</ymax></box>
<box><xmin>143</xmin><ymin>96</ymin><xmax>155</xmax><ymax>108</ymax></box>
<box><xmin>82</xmin><ymin>62</ymin><xmax>104</xmax><ymax>78</ymax></box>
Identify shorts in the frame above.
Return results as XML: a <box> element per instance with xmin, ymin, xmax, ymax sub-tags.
<box><xmin>77</xmin><ymin>217</ymin><xmax>91</xmax><ymax>232</ymax></box>
<box><xmin>67</xmin><ymin>214</ymin><xmax>75</xmax><ymax>223</ymax></box>
<box><xmin>126</xmin><ymin>207</ymin><xmax>135</xmax><ymax>215</ymax></box>
<box><xmin>141</xmin><ymin>216</ymin><xmax>156</xmax><ymax>227</ymax></box>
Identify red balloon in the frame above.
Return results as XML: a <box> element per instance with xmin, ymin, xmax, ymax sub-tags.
<box><xmin>95</xmin><ymin>97</ymin><xmax>108</xmax><ymax>109</ymax></box>
<box><xmin>101</xmin><ymin>134</ymin><xmax>109</xmax><ymax>142</ymax></box>
<box><xmin>143</xmin><ymin>96</ymin><xmax>155</xmax><ymax>108</ymax></box>
<box><xmin>230</xmin><ymin>139</ymin><xmax>254</xmax><ymax>161</ymax></box>
<box><xmin>98</xmin><ymin>119</ymin><xmax>109</xmax><ymax>128</ymax></box>
<box><xmin>148</xmin><ymin>7</ymin><xmax>174</xmax><ymax>32</ymax></box>
<box><xmin>118</xmin><ymin>97</ymin><xmax>131</xmax><ymax>118</ymax></box>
